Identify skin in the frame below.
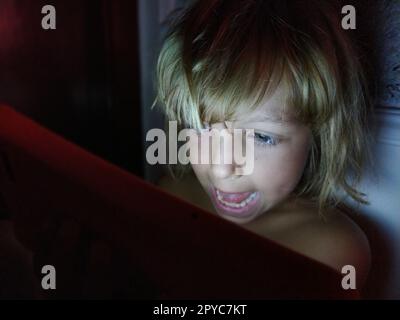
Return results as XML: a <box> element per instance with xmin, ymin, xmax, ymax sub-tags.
<box><xmin>158</xmin><ymin>84</ymin><xmax>371</xmax><ymax>288</ymax></box>
<box><xmin>189</xmin><ymin>84</ymin><xmax>311</xmax><ymax>225</ymax></box>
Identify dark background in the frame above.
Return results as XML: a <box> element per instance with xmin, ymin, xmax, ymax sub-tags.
<box><xmin>0</xmin><ymin>0</ymin><xmax>143</xmax><ymax>177</ymax></box>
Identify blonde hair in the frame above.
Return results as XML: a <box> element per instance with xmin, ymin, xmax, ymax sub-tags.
<box><xmin>153</xmin><ymin>0</ymin><xmax>372</xmax><ymax>211</ymax></box>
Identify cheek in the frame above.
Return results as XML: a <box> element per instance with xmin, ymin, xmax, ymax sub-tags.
<box><xmin>190</xmin><ymin>163</ymin><xmax>203</xmax><ymax>177</ymax></box>
<box><xmin>190</xmin><ymin>163</ymin><xmax>209</xmax><ymax>186</ymax></box>
<box><xmin>253</xmin><ymin>147</ymin><xmax>309</xmax><ymax>195</ymax></box>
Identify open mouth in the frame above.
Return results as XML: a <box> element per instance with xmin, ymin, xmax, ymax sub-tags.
<box><xmin>211</xmin><ymin>187</ymin><xmax>260</xmax><ymax>218</ymax></box>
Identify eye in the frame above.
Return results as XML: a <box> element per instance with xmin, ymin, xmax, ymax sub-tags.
<box><xmin>254</xmin><ymin>132</ymin><xmax>278</xmax><ymax>147</ymax></box>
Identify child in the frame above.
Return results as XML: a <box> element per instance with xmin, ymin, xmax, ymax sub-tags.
<box><xmin>154</xmin><ymin>0</ymin><xmax>371</xmax><ymax>288</ymax></box>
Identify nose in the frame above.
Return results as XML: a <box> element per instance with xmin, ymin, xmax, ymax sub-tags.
<box><xmin>209</xmin><ymin>122</ymin><xmax>238</xmax><ymax>180</ymax></box>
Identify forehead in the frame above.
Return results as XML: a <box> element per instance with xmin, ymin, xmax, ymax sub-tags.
<box><xmin>236</xmin><ymin>83</ymin><xmax>295</xmax><ymax>124</ymax></box>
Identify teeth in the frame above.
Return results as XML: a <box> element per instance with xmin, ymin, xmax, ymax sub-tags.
<box><xmin>216</xmin><ymin>190</ymin><xmax>257</xmax><ymax>208</ymax></box>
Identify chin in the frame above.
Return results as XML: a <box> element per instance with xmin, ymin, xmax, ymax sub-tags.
<box><xmin>216</xmin><ymin>212</ymin><xmax>261</xmax><ymax>225</ymax></box>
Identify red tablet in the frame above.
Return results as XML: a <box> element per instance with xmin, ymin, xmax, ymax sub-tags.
<box><xmin>0</xmin><ymin>105</ymin><xmax>359</xmax><ymax>299</ymax></box>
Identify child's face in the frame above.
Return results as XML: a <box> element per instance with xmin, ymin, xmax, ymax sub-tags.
<box><xmin>190</xmin><ymin>84</ymin><xmax>312</xmax><ymax>224</ymax></box>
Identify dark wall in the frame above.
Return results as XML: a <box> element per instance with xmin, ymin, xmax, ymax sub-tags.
<box><xmin>0</xmin><ymin>0</ymin><xmax>143</xmax><ymax>177</ymax></box>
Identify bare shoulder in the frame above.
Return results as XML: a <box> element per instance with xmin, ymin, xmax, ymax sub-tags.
<box><xmin>269</xmin><ymin>199</ymin><xmax>371</xmax><ymax>287</ymax></box>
